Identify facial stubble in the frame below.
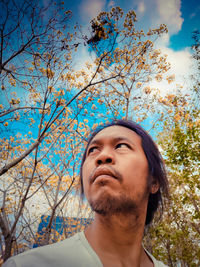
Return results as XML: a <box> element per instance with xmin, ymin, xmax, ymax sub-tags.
<box><xmin>88</xmin><ymin>180</ymin><xmax>151</xmax><ymax>217</ymax></box>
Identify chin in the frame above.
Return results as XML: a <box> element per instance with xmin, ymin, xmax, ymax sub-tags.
<box><xmin>88</xmin><ymin>191</ymin><xmax>138</xmax><ymax>216</ymax></box>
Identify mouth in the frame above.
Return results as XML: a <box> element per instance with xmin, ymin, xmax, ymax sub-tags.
<box><xmin>91</xmin><ymin>167</ymin><xmax>118</xmax><ymax>184</ymax></box>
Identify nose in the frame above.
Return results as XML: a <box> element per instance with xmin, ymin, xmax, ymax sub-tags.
<box><xmin>95</xmin><ymin>148</ymin><xmax>115</xmax><ymax>166</ymax></box>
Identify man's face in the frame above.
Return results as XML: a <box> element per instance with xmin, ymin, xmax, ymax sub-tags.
<box><xmin>82</xmin><ymin>126</ymin><xmax>153</xmax><ymax>216</ymax></box>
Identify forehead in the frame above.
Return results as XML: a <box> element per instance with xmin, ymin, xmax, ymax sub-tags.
<box><xmin>89</xmin><ymin>125</ymin><xmax>142</xmax><ymax>146</ymax></box>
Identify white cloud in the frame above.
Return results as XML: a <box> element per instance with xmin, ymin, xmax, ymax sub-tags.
<box><xmin>74</xmin><ymin>45</ymin><xmax>96</xmax><ymax>77</ymax></box>
<box><xmin>134</xmin><ymin>0</ymin><xmax>183</xmax><ymax>35</ymax></box>
<box><xmin>149</xmin><ymin>47</ymin><xmax>193</xmax><ymax>96</ymax></box>
<box><xmin>137</xmin><ymin>1</ymin><xmax>146</xmax><ymax>15</ymax></box>
<box><xmin>108</xmin><ymin>0</ymin><xmax>115</xmax><ymax>9</ymax></box>
<box><xmin>155</xmin><ymin>0</ymin><xmax>183</xmax><ymax>35</ymax></box>
<box><xmin>162</xmin><ymin>47</ymin><xmax>192</xmax><ymax>76</ymax></box>
<box><xmin>75</xmin><ymin>45</ymin><xmax>93</xmax><ymax>69</ymax></box>
<box><xmin>156</xmin><ymin>32</ymin><xmax>170</xmax><ymax>47</ymax></box>
<box><xmin>79</xmin><ymin>0</ymin><xmax>106</xmax><ymax>22</ymax></box>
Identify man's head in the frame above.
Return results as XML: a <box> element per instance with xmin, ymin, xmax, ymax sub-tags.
<box><xmin>80</xmin><ymin>119</ymin><xmax>168</xmax><ymax>225</ymax></box>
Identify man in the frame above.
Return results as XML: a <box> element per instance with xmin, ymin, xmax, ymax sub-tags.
<box><xmin>3</xmin><ymin>119</ymin><xmax>169</xmax><ymax>267</ymax></box>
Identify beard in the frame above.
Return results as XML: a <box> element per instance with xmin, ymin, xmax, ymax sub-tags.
<box><xmin>89</xmin><ymin>190</ymin><xmax>148</xmax><ymax>216</ymax></box>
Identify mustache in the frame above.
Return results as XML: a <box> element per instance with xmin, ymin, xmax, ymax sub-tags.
<box><xmin>89</xmin><ymin>166</ymin><xmax>123</xmax><ymax>184</ymax></box>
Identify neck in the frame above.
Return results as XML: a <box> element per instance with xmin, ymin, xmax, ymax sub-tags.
<box><xmin>85</xmin><ymin>212</ymin><xmax>152</xmax><ymax>267</ymax></box>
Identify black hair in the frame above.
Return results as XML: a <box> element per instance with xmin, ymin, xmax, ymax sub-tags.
<box><xmin>80</xmin><ymin>119</ymin><xmax>169</xmax><ymax>225</ymax></box>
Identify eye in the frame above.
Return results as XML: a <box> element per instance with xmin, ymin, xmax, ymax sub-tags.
<box><xmin>87</xmin><ymin>146</ymin><xmax>99</xmax><ymax>155</ymax></box>
<box><xmin>115</xmin><ymin>143</ymin><xmax>131</xmax><ymax>149</ymax></box>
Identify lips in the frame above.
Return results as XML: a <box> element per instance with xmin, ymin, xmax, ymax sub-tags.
<box><xmin>91</xmin><ymin>167</ymin><xmax>118</xmax><ymax>184</ymax></box>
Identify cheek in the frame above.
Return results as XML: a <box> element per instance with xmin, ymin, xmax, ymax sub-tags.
<box><xmin>81</xmin><ymin>162</ymin><xmax>90</xmax><ymax>193</ymax></box>
<box><xmin>121</xmin><ymin>156</ymin><xmax>149</xmax><ymax>183</ymax></box>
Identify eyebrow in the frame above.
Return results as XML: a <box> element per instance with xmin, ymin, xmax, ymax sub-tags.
<box><xmin>88</xmin><ymin>136</ymin><xmax>135</xmax><ymax>148</ymax></box>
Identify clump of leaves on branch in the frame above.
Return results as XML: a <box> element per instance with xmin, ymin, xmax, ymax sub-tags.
<box><xmin>143</xmin><ymin>32</ymin><xmax>200</xmax><ymax>266</ymax></box>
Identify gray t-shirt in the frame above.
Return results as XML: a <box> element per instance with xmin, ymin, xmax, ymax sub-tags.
<box><xmin>3</xmin><ymin>232</ymin><xmax>167</xmax><ymax>267</ymax></box>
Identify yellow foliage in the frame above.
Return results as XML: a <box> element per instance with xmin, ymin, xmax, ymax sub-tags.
<box><xmin>29</xmin><ymin>118</ymin><xmax>35</xmax><ymax>124</ymax></box>
<box><xmin>155</xmin><ymin>74</ymin><xmax>162</xmax><ymax>82</ymax></box>
<box><xmin>195</xmin><ymin>119</ymin><xmax>200</xmax><ymax>126</ymax></box>
<box><xmin>46</xmin><ymin>68</ymin><xmax>55</xmax><ymax>79</ymax></box>
<box><xmin>10</xmin><ymin>98</ymin><xmax>20</xmax><ymax>105</ymax></box>
<box><xmin>28</xmin><ymin>67</ymin><xmax>34</xmax><ymax>72</ymax></box>
<box><xmin>166</xmin><ymin>94</ymin><xmax>175</xmax><ymax>101</ymax></box>
<box><xmin>136</xmin><ymin>82</ymin><xmax>142</xmax><ymax>88</ymax></box>
<box><xmin>9</xmin><ymin>77</ymin><xmax>16</xmax><ymax>86</ymax></box>
<box><xmin>97</xmin><ymin>99</ymin><xmax>103</xmax><ymax>104</ymax></box>
<box><xmin>54</xmin><ymin>89</ymin><xmax>64</xmax><ymax>97</ymax></box>
<box><xmin>174</xmin><ymin>113</ymin><xmax>181</xmax><ymax>122</ymax></box>
<box><xmin>15</xmin><ymin>115</ymin><xmax>20</xmax><ymax>121</ymax></box>
<box><xmin>143</xmin><ymin>86</ymin><xmax>151</xmax><ymax>94</ymax></box>
<box><xmin>166</xmin><ymin>74</ymin><xmax>175</xmax><ymax>84</ymax></box>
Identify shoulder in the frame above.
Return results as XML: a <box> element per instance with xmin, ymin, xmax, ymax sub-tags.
<box><xmin>153</xmin><ymin>258</ymin><xmax>168</xmax><ymax>267</ymax></box>
<box><xmin>3</xmin><ymin>232</ymin><xmax>91</xmax><ymax>267</ymax></box>
<box><xmin>144</xmin><ymin>248</ymin><xmax>168</xmax><ymax>267</ymax></box>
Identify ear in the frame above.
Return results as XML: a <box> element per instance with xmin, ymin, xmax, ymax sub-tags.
<box><xmin>150</xmin><ymin>180</ymin><xmax>159</xmax><ymax>194</ymax></box>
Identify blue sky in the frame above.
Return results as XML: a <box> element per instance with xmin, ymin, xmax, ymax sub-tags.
<box><xmin>169</xmin><ymin>0</ymin><xmax>200</xmax><ymax>50</ymax></box>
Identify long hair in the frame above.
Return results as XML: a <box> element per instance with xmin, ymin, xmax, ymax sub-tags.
<box><xmin>80</xmin><ymin>119</ymin><xmax>169</xmax><ymax>225</ymax></box>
